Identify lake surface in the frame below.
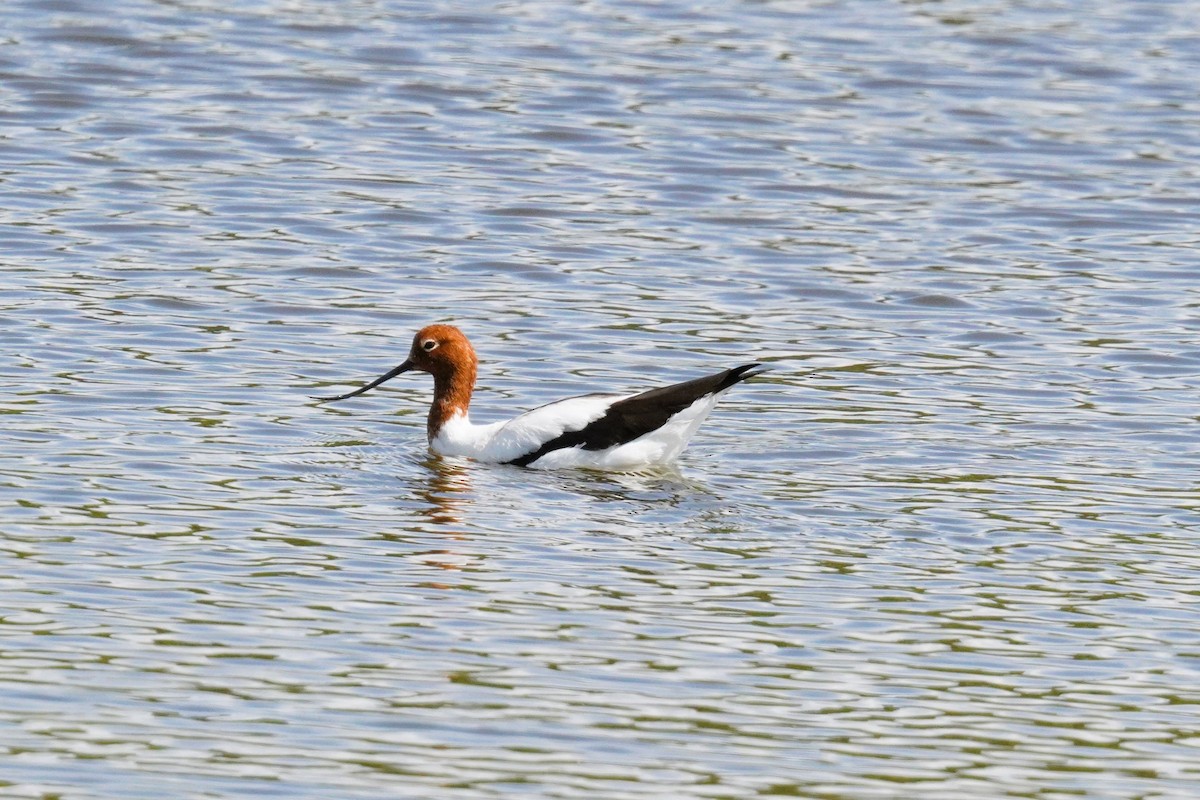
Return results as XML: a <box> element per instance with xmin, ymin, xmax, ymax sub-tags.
<box><xmin>2</xmin><ymin>0</ymin><xmax>1199</xmax><ymax>798</ymax></box>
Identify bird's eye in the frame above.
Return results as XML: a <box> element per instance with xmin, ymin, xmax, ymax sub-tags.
<box><xmin>422</xmin><ymin>339</ymin><xmax>438</xmax><ymax>352</ymax></box>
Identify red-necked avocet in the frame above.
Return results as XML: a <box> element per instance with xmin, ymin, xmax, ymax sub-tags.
<box><xmin>316</xmin><ymin>324</ymin><xmax>767</xmax><ymax>470</ymax></box>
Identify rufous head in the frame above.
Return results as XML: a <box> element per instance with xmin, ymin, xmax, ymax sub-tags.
<box><xmin>404</xmin><ymin>324</ymin><xmax>477</xmax><ymax>380</ymax></box>
<box><xmin>314</xmin><ymin>323</ymin><xmax>477</xmax><ymax>403</ymax></box>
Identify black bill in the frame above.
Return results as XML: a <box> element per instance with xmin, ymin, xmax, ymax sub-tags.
<box><xmin>313</xmin><ymin>359</ymin><xmax>413</xmax><ymax>402</ymax></box>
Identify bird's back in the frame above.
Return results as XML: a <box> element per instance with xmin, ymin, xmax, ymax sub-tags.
<box><xmin>489</xmin><ymin>364</ymin><xmax>765</xmax><ymax>469</ymax></box>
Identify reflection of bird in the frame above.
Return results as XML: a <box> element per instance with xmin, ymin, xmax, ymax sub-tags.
<box><xmin>316</xmin><ymin>324</ymin><xmax>767</xmax><ymax>470</ymax></box>
<box><xmin>417</xmin><ymin>456</ymin><xmax>471</xmax><ymax>527</ymax></box>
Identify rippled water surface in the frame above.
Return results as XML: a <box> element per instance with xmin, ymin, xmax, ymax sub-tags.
<box><xmin>3</xmin><ymin>1</ymin><xmax>1199</xmax><ymax>797</ymax></box>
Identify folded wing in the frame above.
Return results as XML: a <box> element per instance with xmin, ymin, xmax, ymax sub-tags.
<box><xmin>502</xmin><ymin>364</ymin><xmax>765</xmax><ymax>467</ymax></box>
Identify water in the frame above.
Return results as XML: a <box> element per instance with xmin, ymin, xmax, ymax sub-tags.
<box><xmin>2</xmin><ymin>0</ymin><xmax>1199</xmax><ymax>797</ymax></box>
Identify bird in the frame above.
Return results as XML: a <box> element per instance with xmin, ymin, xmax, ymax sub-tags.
<box><xmin>315</xmin><ymin>324</ymin><xmax>767</xmax><ymax>470</ymax></box>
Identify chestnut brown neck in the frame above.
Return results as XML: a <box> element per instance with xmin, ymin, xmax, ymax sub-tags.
<box><xmin>427</xmin><ymin>359</ymin><xmax>476</xmax><ymax>440</ymax></box>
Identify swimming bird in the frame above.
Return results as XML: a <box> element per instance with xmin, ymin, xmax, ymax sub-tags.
<box><xmin>315</xmin><ymin>324</ymin><xmax>767</xmax><ymax>470</ymax></box>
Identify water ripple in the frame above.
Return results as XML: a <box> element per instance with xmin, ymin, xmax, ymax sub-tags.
<box><xmin>2</xmin><ymin>0</ymin><xmax>1199</xmax><ymax>798</ymax></box>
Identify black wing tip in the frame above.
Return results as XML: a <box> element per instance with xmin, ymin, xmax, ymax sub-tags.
<box><xmin>722</xmin><ymin>362</ymin><xmax>771</xmax><ymax>389</ymax></box>
<box><xmin>734</xmin><ymin>362</ymin><xmax>769</xmax><ymax>376</ymax></box>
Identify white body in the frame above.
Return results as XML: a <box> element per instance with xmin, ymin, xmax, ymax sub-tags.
<box><xmin>430</xmin><ymin>390</ymin><xmax>731</xmax><ymax>470</ymax></box>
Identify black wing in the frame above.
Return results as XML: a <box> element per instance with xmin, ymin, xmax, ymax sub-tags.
<box><xmin>504</xmin><ymin>363</ymin><xmax>765</xmax><ymax>467</ymax></box>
